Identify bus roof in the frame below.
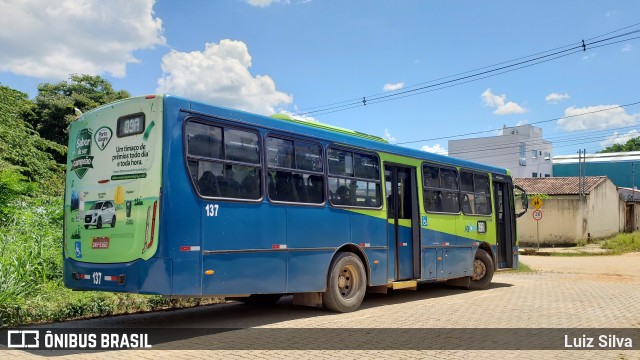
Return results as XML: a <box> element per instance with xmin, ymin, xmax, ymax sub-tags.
<box><xmin>161</xmin><ymin>95</ymin><xmax>509</xmax><ymax>176</ymax></box>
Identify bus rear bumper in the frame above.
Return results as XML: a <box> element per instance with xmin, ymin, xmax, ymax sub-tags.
<box><xmin>63</xmin><ymin>257</ymin><xmax>173</xmax><ymax>295</ymax></box>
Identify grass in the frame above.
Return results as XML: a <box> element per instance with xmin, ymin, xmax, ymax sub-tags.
<box><xmin>514</xmin><ymin>261</ymin><xmax>534</xmax><ymax>273</ymax></box>
<box><xmin>547</xmin><ymin>232</ymin><xmax>640</xmax><ymax>257</ymax></box>
<box><xmin>0</xmin><ymin>194</ymin><xmax>224</xmax><ymax>328</ymax></box>
<box><xmin>601</xmin><ymin>232</ymin><xmax>640</xmax><ymax>254</ymax></box>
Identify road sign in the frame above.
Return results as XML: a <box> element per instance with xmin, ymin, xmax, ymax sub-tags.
<box><xmin>531</xmin><ymin>195</ymin><xmax>543</xmax><ymax>209</ymax></box>
<box><xmin>532</xmin><ymin>209</ymin><xmax>542</xmax><ymax>221</ymax></box>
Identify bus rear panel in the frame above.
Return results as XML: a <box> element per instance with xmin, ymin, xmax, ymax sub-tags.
<box><xmin>64</xmin><ymin>95</ymin><xmax>164</xmax><ymax>293</ymax></box>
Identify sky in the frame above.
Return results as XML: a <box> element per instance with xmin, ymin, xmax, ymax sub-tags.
<box><xmin>0</xmin><ymin>0</ymin><xmax>639</xmax><ymax>157</ymax></box>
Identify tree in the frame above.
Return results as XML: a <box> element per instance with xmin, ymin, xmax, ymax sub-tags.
<box><xmin>600</xmin><ymin>136</ymin><xmax>640</xmax><ymax>153</ymax></box>
<box><xmin>30</xmin><ymin>74</ymin><xmax>130</xmax><ymax>147</ymax></box>
<box><xmin>0</xmin><ymin>85</ymin><xmax>65</xmax><ymax>195</ymax></box>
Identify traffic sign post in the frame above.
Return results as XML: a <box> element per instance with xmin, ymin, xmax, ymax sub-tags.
<box><xmin>532</xmin><ymin>209</ymin><xmax>542</xmax><ymax>221</ymax></box>
<box><xmin>531</xmin><ymin>196</ymin><xmax>543</xmax><ymax>210</ymax></box>
<box><xmin>532</xmin><ymin>209</ymin><xmax>542</xmax><ymax>249</ymax></box>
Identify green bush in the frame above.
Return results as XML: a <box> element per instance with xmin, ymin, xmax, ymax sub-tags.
<box><xmin>602</xmin><ymin>232</ymin><xmax>640</xmax><ymax>254</ymax></box>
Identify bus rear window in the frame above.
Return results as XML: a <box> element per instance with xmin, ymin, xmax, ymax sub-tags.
<box><xmin>117</xmin><ymin>113</ymin><xmax>145</xmax><ymax>137</ymax></box>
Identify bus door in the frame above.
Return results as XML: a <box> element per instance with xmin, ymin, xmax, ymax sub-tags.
<box><xmin>492</xmin><ymin>178</ymin><xmax>516</xmax><ymax>268</ymax></box>
<box><xmin>385</xmin><ymin>165</ymin><xmax>421</xmax><ymax>280</ymax></box>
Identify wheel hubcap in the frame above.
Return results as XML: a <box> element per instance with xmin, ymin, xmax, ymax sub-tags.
<box><xmin>471</xmin><ymin>259</ymin><xmax>486</xmax><ymax>281</ymax></box>
<box><xmin>337</xmin><ymin>264</ymin><xmax>358</xmax><ymax>298</ymax></box>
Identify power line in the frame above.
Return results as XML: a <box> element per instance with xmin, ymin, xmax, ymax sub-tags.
<box><xmin>292</xmin><ymin>23</ymin><xmax>640</xmax><ymax>118</ymax></box>
<box><xmin>396</xmin><ymin>101</ymin><xmax>640</xmax><ymax>145</ymax></box>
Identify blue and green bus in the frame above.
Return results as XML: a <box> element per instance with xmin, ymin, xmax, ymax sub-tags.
<box><xmin>63</xmin><ymin>95</ymin><xmax>526</xmax><ymax>312</ymax></box>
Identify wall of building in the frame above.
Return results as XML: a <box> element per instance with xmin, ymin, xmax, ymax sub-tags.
<box><xmin>553</xmin><ymin>152</ymin><xmax>640</xmax><ymax>188</ymax></box>
<box><xmin>517</xmin><ymin>196</ymin><xmax>581</xmax><ymax>246</ymax></box>
<box><xmin>583</xmin><ymin>180</ymin><xmax>621</xmax><ymax>239</ymax></box>
<box><xmin>517</xmin><ymin>182</ymin><xmax>621</xmax><ymax>246</ymax></box>
<box><xmin>449</xmin><ymin>125</ymin><xmax>552</xmax><ymax>179</ymax></box>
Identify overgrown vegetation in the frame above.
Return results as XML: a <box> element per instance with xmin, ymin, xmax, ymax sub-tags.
<box><xmin>0</xmin><ymin>78</ymin><xmax>223</xmax><ymax>328</ymax></box>
<box><xmin>601</xmin><ymin>232</ymin><xmax>640</xmax><ymax>254</ymax></box>
<box><xmin>549</xmin><ymin>232</ymin><xmax>640</xmax><ymax>257</ymax></box>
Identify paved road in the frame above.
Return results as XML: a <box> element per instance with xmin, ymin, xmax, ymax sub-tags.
<box><xmin>4</xmin><ymin>253</ymin><xmax>640</xmax><ymax>359</ymax></box>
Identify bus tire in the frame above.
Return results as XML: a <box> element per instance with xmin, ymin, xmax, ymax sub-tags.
<box><xmin>96</xmin><ymin>217</ymin><xmax>102</xmax><ymax>229</ymax></box>
<box><xmin>323</xmin><ymin>252</ymin><xmax>366</xmax><ymax>312</ymax></box>
<box><xmin>469</xmin><ymin>248</ymin><xmax>494</xmax><ymax>290</ymax></box>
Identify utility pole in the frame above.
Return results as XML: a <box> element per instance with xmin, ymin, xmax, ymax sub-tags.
<box><xmin>633</xmin><ymin>162</ymin><xmax>636</xmax><ymax>202</ymax></box>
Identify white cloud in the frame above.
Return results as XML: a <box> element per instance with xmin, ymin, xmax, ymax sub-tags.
<box><xmin>582</xmin><ymin>53</ymin><xmax>596</xmax><ymax>60</ymax></box>
<box><xmin>157</xmin><ymin>40</ymin><xmax>293</xmax><ymax>115</ymax></box>
<box><xmin>545</xmin><ymin>92</ymin><xmax>570</xmax><ymax>104</ymax></box>
<box><xmin>421</xmin><ymin>144</ymin><xmax>448</xmax><ymax>156</ymax></box>
<box><xmin>246</xmin><ymin>0</ymin><xmax>309</xmax><ymax>6</ymax></box>
<box><xmin>481</xmin><ymin>88</ymin><xmax>526</xmax><ymax>115</ymax></box>
<box><xmin>515</xmin><ymin>120</ymin><xmax>529</xmax><ymax>126</ymax></box>
<box><xmin>558</xmin><ymin>105</ymin><xmax>640</xmax><ymax>131</ymax></box>
<box><xmin>247</xmin><ymin>0</ymin><xmax>277</xmax><ymax>6</ymax></box>
<box><xmin>0</xmin><ymin>0</ymin><xmax>165</xmax><ymax>79</ymax></box>
<box><xmin>383</xmin><ymin>82</ymin><xmax>405</xmax><ymax>92</ymax></box>
<box><xmin>601</xmin><ymin>130</ymin><xmax>640</xmax><ymax>148</ymax></box>
<box><xmin>384</xmin><ymin>129</ymin><xmax>396</xmax><ymax>143</ymax></box>
<box><xmin>622</xmin><ymin>44</ymin><xmax>633</xmax><ymax>52</ymax></box>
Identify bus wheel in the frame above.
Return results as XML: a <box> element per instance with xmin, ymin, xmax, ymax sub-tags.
<box><xmin>469</xmin><ymin>249</ymin><xmax>494</xmax><ymax>290</ymax></box>
<box><xmin>323</xmin><ymin>252</ymin><xmax>366</xmax><ymax>312</ymax></box>
<box><xmin>96</xmin><ymin>217</ymin><xmax>102</xmax><ymax>229</ymax></box>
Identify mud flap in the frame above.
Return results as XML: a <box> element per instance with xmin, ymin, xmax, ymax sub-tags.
<box><xmin>293</xmin><ymin>292</ymin><xmax>323</xmax><ymax>308</ymax></box>
<box><xmin>447</xmin><ymin>276</ymin><xmax>471</xmax><ymax>289</ymax></box>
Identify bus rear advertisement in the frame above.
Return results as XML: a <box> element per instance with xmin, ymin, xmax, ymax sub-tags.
<box><xmin>64</xmin><ymin>95</ymin><xmax>526</xmax><ymax>312</ymax></box>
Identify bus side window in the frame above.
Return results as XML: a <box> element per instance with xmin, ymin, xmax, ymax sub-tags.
<box><xmin>267</xmin><ymin>136</ymin><xmax>324</xmax><ymax>204</ymax></box>
<box><xmin>328</xmin><ymin>147</ymin><xmax>381</xmax><ymax>208</ymax></box>
<box><xmin>185</xmin><ymin>121</ymin><xmax>261</xmax><ymax>200</ymax></box>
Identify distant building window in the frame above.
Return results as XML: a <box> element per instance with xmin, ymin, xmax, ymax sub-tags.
<box><xmin>545</xmin><ymin>174</ymin><xmax>550</xmax><ymax>177</ymax></box>
<box><xmin>531</xmin><ymin>150</ymin><xmax>537</xmax><ymax>159</ymax></box>
<box><xmin>544</xmin><ymin>152</ymin><xmax>551</xmax><ymax>161</ymax></box>
<box><xmin>532</xmin><ymin>173</ymin><xmax>538</xmax><ymax>178</ymax></box>
<box><xmin>519</xmin><ymin>143</ymin><xmax>526</xmax><ymax>166</ymax></box>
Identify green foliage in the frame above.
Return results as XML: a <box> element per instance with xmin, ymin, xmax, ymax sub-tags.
<box><xmin>0</xmin><ymin>85</ymin><xmax>66</xmax><ymax>195</ymax></box>
<box><xmin>0</xmin><ymin>167</ymin><xmax>37</xmax><ymax>222</ymax></box>
<box><xmin>599</xmin><ymin>136</ymin><xmax>640</xmax><ymax>153</ymax></box>
<box><xmin>601</xmin><ymin>232</ymin><xmax>640</xmax><ymax>254</ymax></box>
<box><xmin>30</xmin><ymin>74</ymin><xmax>130</xmax><ymax>148</ymax></box>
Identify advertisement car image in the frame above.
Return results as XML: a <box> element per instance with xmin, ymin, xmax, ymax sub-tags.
<box><xmin>84</xmin><ymin>200</ymin><xmax>116</xmax><ymax>229</ymax></box>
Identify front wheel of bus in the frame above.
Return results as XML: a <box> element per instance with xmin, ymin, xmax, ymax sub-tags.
<box><xmin>469</xmin><ymin>249</ymin><xmax>494</xmax><ymax>290</ymax></box>
<box><xmin>323</xmin><ymin>252</ymin><xmax>366</xmax><ymax>312</ymax></box>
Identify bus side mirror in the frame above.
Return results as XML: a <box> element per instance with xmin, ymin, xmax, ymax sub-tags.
<box><xmin>514</xmin><ymin>185</ymin><xmax>528</xmax><ymax>218</ymax></box>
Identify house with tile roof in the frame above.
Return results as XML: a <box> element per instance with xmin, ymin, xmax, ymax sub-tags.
<box><xmin>514</xmin><ymin>176</ymin><xmax>621</xmax><ymax>246</ymax></box>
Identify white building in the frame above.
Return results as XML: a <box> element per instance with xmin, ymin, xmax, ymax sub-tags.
<box><xmin>448</xmin><ymin>124</ymin><xmax>552</xmax><ymax>178</ymax></box>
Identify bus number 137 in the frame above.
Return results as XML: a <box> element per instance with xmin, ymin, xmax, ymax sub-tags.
<box><xmin>205</xmin><ymin>204</ymin><xmax>219</xmax><ymax>217</ymax></box>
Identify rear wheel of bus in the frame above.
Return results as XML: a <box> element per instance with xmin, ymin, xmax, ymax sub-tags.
<box><xmin>323</xmin><ymin>252</ymin><xmax>366</xmax><ymax>312</ymax></box>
